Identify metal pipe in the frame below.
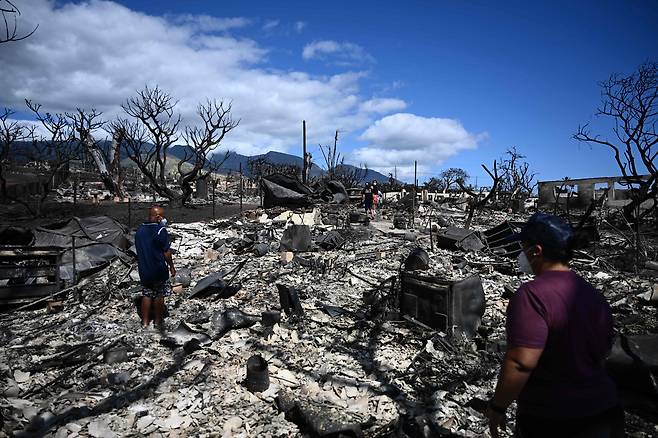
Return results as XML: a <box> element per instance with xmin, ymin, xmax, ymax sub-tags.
<box><xmin>212</xmin><ymin>177</ymin><xmax>216</xmax><ymax>220</ymax></box>
<box><xmin>71</xmin><ymin>236</ymin><xmax>77</xmax><ymax>285</ymax></box>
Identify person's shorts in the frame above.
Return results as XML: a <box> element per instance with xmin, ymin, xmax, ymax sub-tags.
<box><xmin>142</xmin><ymin>279</ymin><xmax>172</xmax><ymax>298</ymax></box>
<box><xmin>364</xmin><ymin>200</ymin><xmax>373</xmax><ymax>210</ymax></box>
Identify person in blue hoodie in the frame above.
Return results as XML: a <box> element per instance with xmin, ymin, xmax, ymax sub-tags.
<box><xmin>135</xmin><ymin>206</ymin><xmax>176</xmax><ymax>330</ymax></box>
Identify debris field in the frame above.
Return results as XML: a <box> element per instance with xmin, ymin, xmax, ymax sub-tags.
<box><xmin>0</xmin><ymin>203</ymin><xmax>657</xmax><ymax>438</ymax></box>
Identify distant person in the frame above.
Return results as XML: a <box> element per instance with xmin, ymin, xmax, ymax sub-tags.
<box><xmin>371</xmin><ymin>181</ymin><xmax>380</xmax><ymax>217</ymax></box>
<box><xmin>361</xmin><ymin>183</ymin><xmax>374</xmax><ymax>219</ymax></box>
<box><xmin>135</xmin><ymin>206</ymin><xmax>176</xmax><ymax>331</ymax></box>
<box><xmin>487</xmin><ymin>213</ymin><xmax>622</xmax><ymax>438</ymax></box>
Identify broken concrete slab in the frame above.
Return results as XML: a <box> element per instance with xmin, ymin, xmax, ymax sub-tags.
<box><xmin>273</xmin><ymin>208</ymin><xmax>322</xmax><ymax>226</ymax></box>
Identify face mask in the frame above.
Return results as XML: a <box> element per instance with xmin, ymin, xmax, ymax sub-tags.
<box><xmin>159</xmin><ymin>218</ymin><xmax>168</xmax><ymax>227</ymax></box>
<box><xmin>517</xmin><ymin>250</ymin><xmax>534</xmax><ymax>275</ymax></box>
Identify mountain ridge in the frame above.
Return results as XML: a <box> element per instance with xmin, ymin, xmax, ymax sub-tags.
<box><xmin>13</xmin><ymin>140</ymin><xmax>391</xmax><ymax>184</ymax></box>
<box><xmin>168</xmin><ymin>146</ymin><xmax>390</xmax><ymax>183</ymax></box>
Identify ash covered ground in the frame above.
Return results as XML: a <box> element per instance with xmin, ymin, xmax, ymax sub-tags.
<box><xmin>0</xmin><ymin>203</ymin><xmax>656</xmax><ymax>437</ymax></box>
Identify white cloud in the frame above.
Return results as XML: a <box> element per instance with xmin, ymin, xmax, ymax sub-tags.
<box><xmin>172</xmin><ymin>15</ymin><xmax>252</xmax><ymax>33</ymax></box>
<box><xmin>262</xmin><ymin>19</ymin><xmax>279</xmax><ymax>31</ymax></box>
<box><xmin>0</xmin><ymin>1</ymin><xmax>481</xmax><ymax>180</ymax></box>
<box><xmin>302</xmin><ymin>40</ymin><xmax>374</xmax><ymax>65</ymax></box>
<box><xmin>359</xmin><ymin>98</ymin><xmax>407</xmax><ymax>114</ymax></box>
<box><xmin>0</xmin><ymin>0</ymin><xmax>397</xmax><ymax>158</ymax></box>
<box><xmin>354</xmin><ymin>113</ymin><xmax>485</xmax><ymax>179</ymax></box>
<box><xmin>294</xmin><ymin>21</ymin><xmax>306</xmax><ymax>33</ymax></box>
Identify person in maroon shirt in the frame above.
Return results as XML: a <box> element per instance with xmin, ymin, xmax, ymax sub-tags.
<box><xmin>487</xmin><ymin>213</ymin><xmax>624</xmax><ymax>438</ymax></box>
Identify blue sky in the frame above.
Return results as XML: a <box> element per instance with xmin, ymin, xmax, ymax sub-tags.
<box><xmin>2</xmin><ymin>0</ymin><xmax>657</xmax><ymax>183</ymax></box>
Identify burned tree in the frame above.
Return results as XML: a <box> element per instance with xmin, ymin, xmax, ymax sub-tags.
<box><xmin>179</xmin><ymin>100</ymin><xmax>238</xmax><ymax>204</ymax></box>
<box><xmin>423</xmin><ymin>177</ymin><xmax>442</xmax><ymax>192</ymax></box>
<box><xmin>113</xmin><ymin>86</ymin><xmax>237</xmax><ymax>206</ymax></box>
<box><xmin>247</xmin><ymin>157</ymin><xmax>301</xmax><ymax>180</ymax></box>
<box><xmin>574</xmin><ymin>62</ymin><xmax>657</xmax><ymax>220</ymax></box>
<box><xmin>439</xmin><ymin>168</ymin><xmax>469</xmax><ymax>193</ymax></box>
<box><xmin>108</xmin><ymin>127</ymin><xmax>126</xmax><ymax>199</ymax></box>
<box><xmin>318</xmin><ymin>130</ymin><xmax>369</xmax><ymax>188</ymax></box>
<box><xmin>334</xmin><ymin>163</ymin><xmax>368</xmax><ymax>188</ymax></box>
<box><xmin>16</xmin><ymin>101</ymin><xmax>80</xmax><ymax>216</ymax></box>
<box><xmin>0</xmin><ymin>108</ymin><xmax>32</xmax><ymax>207</ymax></box>
<box><xmin>457</xmin><ymin>161</ymin><xmax>500</xmax><ymax>229</ymax></box>
<box><xmin>0</xmin><ymin>0</ymin><xmax>37</xmax><ymax>43</ymax></box>
<box><xmin>112</xmin><ymin>86</ymin><xmax>181</xmax><ymax>203</ymax></box>
<box><xmin>319</xmin><ymin>130</ymin><xmax>341</xmax><ymax>180</ymax></box>
<box><xmin>66</xmin><ymin>108</ymin><xmax>128</xmax><ymax>199</ymax></box>
<box><xmin>499</xmin><ymin>146</ymin><xmax>537</xmax><ymax>199</ymax></box>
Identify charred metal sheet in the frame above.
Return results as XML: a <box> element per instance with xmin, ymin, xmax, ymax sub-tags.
<box><xmin>481</xmin><ymin>221</ymin><xmax>523</xmax><ymax>257</ymax></box>
<box><xmin>404</xmin><ymin>248</ymin><xmax>430</xmax><ymax>271</ymax></box>
<box><xmin>319</xmin><ymin>180</ymin><xmax>349</xmax><ymax>204</ymax></box>
<box><xmin>435</xmin><ymin>227</ymin><xmax>485</xmax><ymax>252</ymax></box>
<box><xmin>276</xmin><ymin>391</ymin><xmax>364</xmax><ymax>437</ymax></box>
<box><xmin>261</xmin><ymin>174</ymin><xmax>313</xmax><ymax>209</ymax></box>
<box><xmin>160</xmin><ymin>321</ymin><xmax>211</xmax><ymax>349</ymax></box>
<box><xmin>606</xmin><ymin>334</ymin><xmax>658</xmax><ymax>401</ymax></box>
<box><xmin>315</xmin><ymin>230</ymin><xmax>346</xmax><ymax>250</ymax></box>
<box><xmin>280</xmin><ymin>225</ymin><xmax>312</xmax><ymax>252</ymax></box>
<box><xmin>0</xmin><ymin>246</ymin><xmax>63</xmax><ymax>303</ymax></box>
<box><xmin>190</xmin><ymin>272</ymin><xmax>242</xmax><ymax>299</ymax></box>
<box><xmin>399</xmin><ymin>272</ymin><xmax>485</xmax><ymax>338</ymax></box>
<box><xmin>211</xmin><ymin>307</ymin><xmax>260</xmax><ymax>338</ymax></box>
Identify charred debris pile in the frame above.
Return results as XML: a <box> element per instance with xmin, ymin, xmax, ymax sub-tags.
<box><xmin>0</xmin><ymin>188</ymin><xmax>657</xmax><ymax>437</ymax></box>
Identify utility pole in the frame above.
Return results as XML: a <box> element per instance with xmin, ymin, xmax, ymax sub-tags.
<box><xmin>302</xmin><ymin>120</ymin><xmax>307</xmax><ymax>184</ymax></box>
<box><xmin>239</xmin><ymin>162</ymin><xmax>243</xmax><ymax>215</ymax></box>
<box><xmin>412</xmin><ymin>160</ymin><xmax>417</xmax><ymax>229</ymax></box>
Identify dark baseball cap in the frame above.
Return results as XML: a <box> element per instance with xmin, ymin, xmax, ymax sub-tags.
<box><xmin>511</xmin><ymin>212</ymin><xmax>573</xmax><ymax>251</ymax></box>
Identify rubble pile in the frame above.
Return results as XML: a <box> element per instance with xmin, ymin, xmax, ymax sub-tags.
<box><xmin>1</xmin><ymin>204</ymin><xmax>657</xmax><ymax>437</ymax></box>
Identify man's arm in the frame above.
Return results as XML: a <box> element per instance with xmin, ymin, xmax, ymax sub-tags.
<box><xmin>492</xmin><ymin>345</ymin><xmax>543</xmax><ymax>408</ymax></box>
<box><xmin>164</xmin><ymin>250</ymin><xmax>176</xmax><ymax>277</ymax></box>
<box><xmin>487</xmin><ymin>345</ymin><xmax>543</xmax><ymax>438</ymax></box>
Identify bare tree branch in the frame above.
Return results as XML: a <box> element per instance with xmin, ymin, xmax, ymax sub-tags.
<box><xmin>117</xmin><ymin>87</ymin><xmax>238</xmax><ymax>206</ymax></box>
<box><xmin>0</xmin><ymin>0</ymin><xmax>38</xmax><ymax>43</ymax></box>
<box><xmin>573</xmin><ymin>62</ymin><xmax>658</xmax><ymax>220</ymax></box>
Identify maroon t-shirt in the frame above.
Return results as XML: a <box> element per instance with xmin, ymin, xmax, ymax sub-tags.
<box><xmin>506</xmin><ymin>270</ymin><xmax>618</xmax><ymax>418</ymax></box>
